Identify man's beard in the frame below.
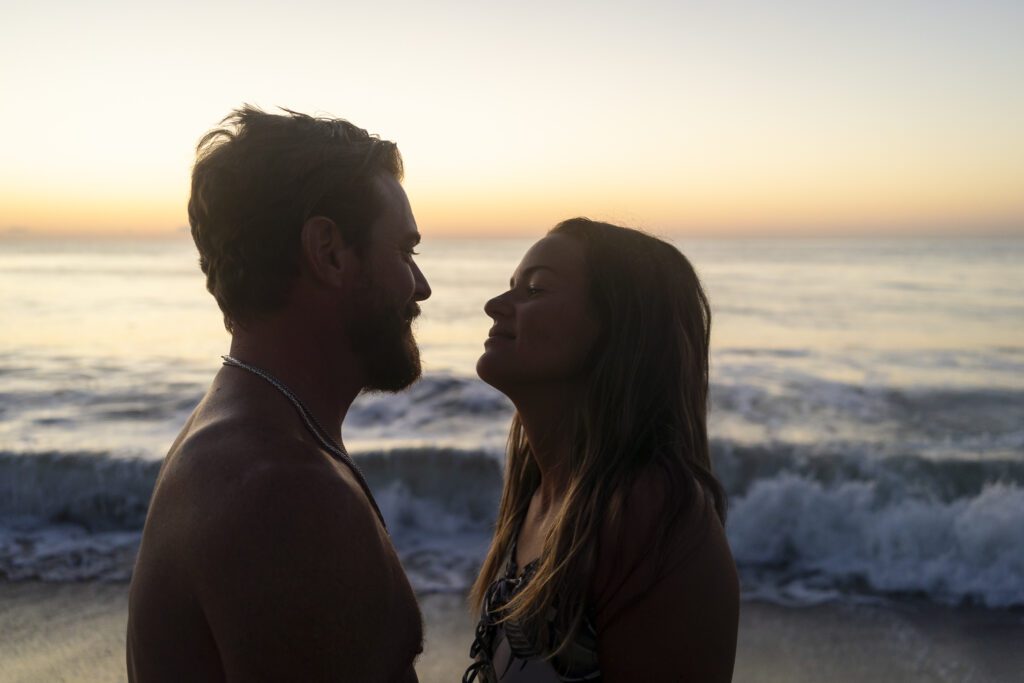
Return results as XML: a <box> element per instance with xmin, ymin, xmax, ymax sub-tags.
<box><xmin>351</xmin><ymin>291</ymin><xmax>422</xmax><ymax>393</ymax></box>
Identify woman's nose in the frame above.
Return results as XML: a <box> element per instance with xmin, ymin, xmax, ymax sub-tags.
<box><xmin>484</xmin><ymin>291</ymin><xmax>510</xmax><ymax>319</ymax></box>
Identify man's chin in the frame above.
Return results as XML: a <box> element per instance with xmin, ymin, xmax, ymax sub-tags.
<box><xmin>362</xmin><ymin>368</ymin><xmax>421</xmax><ymax>393</ymax></box>
<box><xmin>361</xmin><ymin>340</ymin><xmax>422</xmax><ymax>393</ymax></box>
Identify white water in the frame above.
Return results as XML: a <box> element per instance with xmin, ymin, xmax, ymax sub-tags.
<box><xmin>1</xmin><ymin>236</ymin><xmax>1022</xmax><ymax>607</ymax></box>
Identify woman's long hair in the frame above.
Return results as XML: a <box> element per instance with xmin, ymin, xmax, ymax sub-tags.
<box><xmin>470</xmin><ymin>218</ymin><xmax>727</xmax><ymax>656</ymax></box>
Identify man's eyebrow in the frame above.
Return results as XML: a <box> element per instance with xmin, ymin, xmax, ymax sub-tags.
<box><xmin>510</xmin><ymin>265</ymin><xmax>555</xmax><ymax>288</ymax></box>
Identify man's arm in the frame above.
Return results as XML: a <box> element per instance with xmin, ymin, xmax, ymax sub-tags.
<box><xmin>193</xmin><ymin>456</ymin><xmax>420</xmax><ymax>682</ymax></box>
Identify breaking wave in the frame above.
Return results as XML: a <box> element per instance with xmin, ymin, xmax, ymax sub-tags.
<box><xmin>2</xmin><ymin>445</ymin><xmax>1022</xmax><ymax>608</ymax></box>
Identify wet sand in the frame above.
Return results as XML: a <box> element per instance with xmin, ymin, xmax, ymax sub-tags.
<box><xmin>1</xmin><ymin>582</ymin><xmax>1022</xmax><ymax>682</ymax></box>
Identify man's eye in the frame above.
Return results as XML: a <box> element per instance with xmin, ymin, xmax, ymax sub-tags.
<box><xmin>526</xmin><ymin>286</ymin><xmax>542</xmax><ymax>296</ymax></box>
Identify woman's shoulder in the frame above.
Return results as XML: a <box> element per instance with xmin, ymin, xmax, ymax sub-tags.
<box><xmin>590</xmin><ymin>464</ymin><xmax>734</xmax><ymax>627</ymax></box>
<box><xmin>591</xmin><ymin>473</ymin><xmax>740</xmax><ymax>683</ymax></box>
<box><xmin>598</xmin><ymin>464</ymin><xmax>716</xmax><ymax>563</ymax></box>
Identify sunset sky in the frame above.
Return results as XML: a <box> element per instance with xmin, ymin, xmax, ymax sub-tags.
<box><xmin>2</xmin><ymin>0</ymin><xmax>1022</xmax><ymax>237</ymax></box>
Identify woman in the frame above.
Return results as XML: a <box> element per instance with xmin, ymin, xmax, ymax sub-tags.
<box><xmin>464</xmin><ymin>218</ymin><xmax>739</xmax><ymax>682</ymax></box>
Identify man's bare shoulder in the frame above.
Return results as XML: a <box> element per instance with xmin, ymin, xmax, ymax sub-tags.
<box><xmin>165</xmin><ymin>415</ymin><xmax>374</xmax><ymax>524</ymax></box>
<box><xmin>139</xmin><ymin>416</ymin><xmax>422</xmax><ymax>681</ymax></box>
<box><xmin>154</xmin><ymin>413</ymin><xmax>402</xmax><ymax>612</ymax></box>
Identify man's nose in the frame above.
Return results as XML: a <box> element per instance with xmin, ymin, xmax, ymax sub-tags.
<box><xmin>412</xmin><ymin>261</ymin><xmax>431</xmax><ymax>301</ymax></box>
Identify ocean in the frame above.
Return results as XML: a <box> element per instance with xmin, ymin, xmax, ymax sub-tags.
<box><xmin>1</xmin><ymin>235</ymin><xmax>1022</xmax><ymax>610</ymax></box>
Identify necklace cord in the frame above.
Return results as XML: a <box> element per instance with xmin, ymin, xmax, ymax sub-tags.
<box><xmin>220</xmin><ymin>355</ymin><xmax>387</xmax><ymax>530</ymax></box>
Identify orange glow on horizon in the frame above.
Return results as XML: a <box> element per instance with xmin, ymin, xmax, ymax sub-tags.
<box><xmin>2</xmin><ymin>2</ymin><xmax>1022</xmax><ymax>239</ymax></box>
<box><xmin>2</xmin><ymin>179</ymin><xmax>1022</xmax><ymax>239</ymax></box>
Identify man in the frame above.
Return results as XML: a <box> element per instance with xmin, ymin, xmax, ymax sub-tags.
<box><xmin>127</xmin><ymin>107</ymin><xmax>430</xmax><ymax>682</ymax></box>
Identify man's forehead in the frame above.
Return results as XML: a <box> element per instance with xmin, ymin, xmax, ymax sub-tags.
<box><xmin>374</xmin><ymin>212</ymin><xmax>419</xmax><ymax>247</ymax></box>
<box><xmin>371</xmin><ymin>174</ymin><xmax>418</xmax><ymax>241</ymax></box>
<box><xmin>372</xmin><ymin>174</ymin><xmax>409</xmax><ymax>213</ymax></box>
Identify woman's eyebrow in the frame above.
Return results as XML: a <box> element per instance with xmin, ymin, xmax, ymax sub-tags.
<box><xmin>510</xmin><ymin>265</ymin><xmax>556</xmax><ymax>288</ymax></box>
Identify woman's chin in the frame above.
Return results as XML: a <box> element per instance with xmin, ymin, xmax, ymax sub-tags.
<box><xmin>475</xmin><ymin>352</ymin><xmax>505</xmax><ymax>388</ymax></box>
<box><xmin>477</xmin><ymin>351</ymin><xmax>531</xmax><ymax>393</ymax></box>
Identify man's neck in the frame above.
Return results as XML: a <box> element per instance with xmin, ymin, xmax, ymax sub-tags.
<box><xmin>227</xmin><ymin>317</ymin><xmax>363</xmax><ymax>444</ymax></box>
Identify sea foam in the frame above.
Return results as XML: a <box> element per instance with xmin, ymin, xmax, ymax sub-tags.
<box><xmin>2</xmin><ymin>446</ymin><xmax>1022</xmax><ymax>607</ymax></box>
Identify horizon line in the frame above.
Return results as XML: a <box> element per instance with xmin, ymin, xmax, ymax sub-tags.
<box><xmin>3</xmin><ymin>226</ymin><xmax>1023</xmax><ymax>242</ymax></box>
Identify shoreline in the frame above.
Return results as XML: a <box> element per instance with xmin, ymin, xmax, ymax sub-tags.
<box><xmin>1</xmin><ymin>582</ymin><xmax>1022</xmax><ymax>683</ymax></box>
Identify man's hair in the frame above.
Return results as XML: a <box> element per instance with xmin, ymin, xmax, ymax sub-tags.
<box><xmin>187</xmin><ymin>105</ymin><xmax>403</xmax><ymax>332</ymax></box>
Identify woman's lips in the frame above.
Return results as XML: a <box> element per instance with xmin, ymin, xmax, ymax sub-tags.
<box><xmin>485</xmin><ymin>328</ymin><xmax>516</xmax><ymax>344</ymax></box>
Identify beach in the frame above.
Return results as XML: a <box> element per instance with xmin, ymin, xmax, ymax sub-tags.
<box><xmin>2</xmin><ymin>237</ymin><xmax>1023</xmax><ymax>681</ymax></box>
<box><xmin>1</xmin><ymin>582</ymin><xmax>1022</xmax><ymax>683</ymax></box>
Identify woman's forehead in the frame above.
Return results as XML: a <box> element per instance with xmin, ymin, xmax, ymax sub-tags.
<box><xmin>516</xmin><ymin>234</ymin><xmax>585</xmax><ymax>275</ymax></box>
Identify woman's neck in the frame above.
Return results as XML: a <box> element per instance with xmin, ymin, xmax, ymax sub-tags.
<box><xmin>513</xmin><ymin>385</ymin><xmax>581</xmax><ymax>507</ymax></box>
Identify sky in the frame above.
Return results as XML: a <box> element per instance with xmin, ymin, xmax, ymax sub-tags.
<box><xmin>1</xmin><ymin>0</ymin><xmax>1022</xmax><ymax>237</ymax></box>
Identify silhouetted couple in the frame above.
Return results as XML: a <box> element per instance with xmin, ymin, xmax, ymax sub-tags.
<box><xmin>127</xmin><ymin>108</ymin><xmax>738</xmax><ymax>682</ymax></box>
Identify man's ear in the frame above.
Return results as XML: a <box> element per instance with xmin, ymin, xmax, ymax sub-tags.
<box><xmin>299</xmin><ymin>216</ymin><xmax>358</xmax><ymax>287</ymax></box>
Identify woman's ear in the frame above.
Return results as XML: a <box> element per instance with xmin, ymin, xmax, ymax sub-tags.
<box><xmin>299</xmin><ymin>216</ymin><xmax>358</xmax><ymax>287</ymax></box>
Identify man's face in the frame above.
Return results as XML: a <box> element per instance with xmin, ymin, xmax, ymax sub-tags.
<box><xmin>350</xmin><ymin>174</ymin><xmax>432</xmax><ymax>392</ymax></box>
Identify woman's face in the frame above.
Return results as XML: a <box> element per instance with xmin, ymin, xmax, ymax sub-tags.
<box><xmin>477</xmin><ymin>234</ymin><xmax>600</xmax><ymax>392</ymax></box>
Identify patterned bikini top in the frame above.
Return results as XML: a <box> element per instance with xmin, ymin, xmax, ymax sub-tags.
<box><xmin>463</xmin><ymin>535</ymin><xmax>601</xmax><ymax>683</ymax></box>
